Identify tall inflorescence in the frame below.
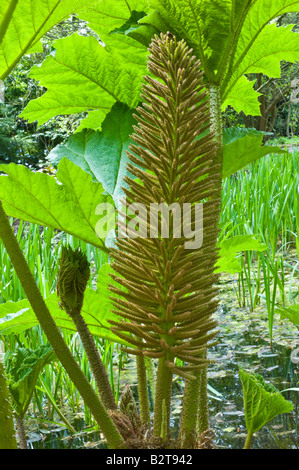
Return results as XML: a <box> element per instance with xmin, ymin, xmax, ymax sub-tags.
<box><xmin>109</xmin><ymin>32</ymin><xmax>221</xmax><ymax>408</ymax></box>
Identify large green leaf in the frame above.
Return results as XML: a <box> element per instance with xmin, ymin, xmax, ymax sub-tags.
<box><xmin>239</xmin><ymin>368</ymin><xmax>293</xmax><ymax>438</ymax></box>
<box><xmin>146</xmin><ymin>0</ymin><xmax>299</xmax><ymax>116</ymax></box>
<box><xmin>223</xmin><ymin>23</ymin><xmax>299</xmax><ymax>114</ymax></box>
<box><xmin>221</xmin><ymin>75</ymin><xmax>262</xmax><ymax>116</ymax></box>
<box><xmin>215</xmin><ymin>235</ymin><xmax>267</xmax><ymax>274</ymax></box>
<box><xmin>233</xmin><ymin>0</ymin><xmax>299</xmax><ymax>75</ymax></box>
<box><xmin>47</xmin><ymin>103</ymin><xmax>135</xmax><ymax>203</ymax></box>
<box><xmin>222</xmin><ymin>127</ymin><xmax>286</xmax><ymax>178</ymax></box>
<box><xmin>4</xmin><ymin>344</ymin><xmax>56</xmax><ymax>417</ymax></box>
<box><xmin>20</xmin><ymin>33</ymin><xmax>146</xmax><ymax>130</ymax></box>
<box><xmin>0</xmin><ymin>0</ymin><xmax>96</xmax><ymax>80</ymax></box>
<box><xmin>148</xmin><ymin>0</ymin><xmax>232</xmax><ymax>81</ymax></box>
<box><xmin>0</xmin><ymin>158</ymin><xmax>113</xmax><ymax>251</ymax></box>
<box><xmin>0</xmin><ymin>268</ymin><xmax>128</xmax><ymax>345</ymax></box>
<box><xmin>78</xmin><ymin>0</ymin><xmax>150</xmax><ymax>37</ymax></box>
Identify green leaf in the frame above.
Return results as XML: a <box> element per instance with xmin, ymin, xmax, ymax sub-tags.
<box><xmin>102</xmin><ymin>32</ymin><xmax>149</xmax><ymax>68</ymax></box>
<box><xmin>20</xmin><ymin>33</ymin><xmax>145</xmax><ymax>129</ymax></box>
<box><xmin>4</xmin><ymin>344</ymin><xmax>56</xmax><ymax>417</ymax></box>
<box><xmin>148</xmin><ymin>0</ymin><xmax>232</xmax><ymax>81</ymax></box>
<box><xmin>128</xmin><ymin>10</ymin><xmax>171</xmax><ymax>47</ymax></box>
<box><xmin>78</xmin><ymin>0</ymin><xmax>150</xmax><ymax>37</ymax></box>
<box><xmin>47</xmin><ymin>103</ymin><xmax>136</xmax><ymax>203</ymax></box>
<box><xmin>147</xmin><ymin>0</ymin><xmax>299</xmax><ymax>116</ymax></box>
<box><xmin>0</xmin><ymin>276</ymin><xmax>128</xmax><ymax>346</ymax></box>
<box><xmin>223</xmin><ymin>23</ymin><xmax>299</xmax><ymax>114</ymax></box>
<box><xmin>0</xmin><ymin>0</ymin><xmax>96</xmax><ymax>80</ymax></box>
<box><xmin>222</xmin><ymin>75</ymin><xmax>262</xmax><ymax>116</ymax></box>
<box><xmin>276</xmin><ymin>305</ymin><xmax>299</xmax><ymax>330</ymax></box>
<box><xmin>215</xmin><ymin>235</ymin><xmax>267</xmax><ymax>274</ymax></box>
<box><xmin>0</xmin><ymin>158</ymin><xmax>113</xmax><ymax>251</ymax></box>
<box><xmin>244</xmin><ymin>24</ymin><xmax>299</xmax><ymax>78</ymax></box>
<box><xmin>232</xmin><ymin>0</ymin><xmax>299</xmax><ymax>77</ymax></box>
<box><xmin>222</xmin><ymin>127</ymin><xmax>287</xmax><ymax>178</ymax></box>
<box><xmin>239</xmin><ymin>368</ymin><xmax>293</xmax><ymax>437</ymax></box>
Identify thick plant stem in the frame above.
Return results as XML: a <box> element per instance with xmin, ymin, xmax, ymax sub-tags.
<box><xmin>153</xmin><ymin>357</ymin><xmax>173</xmax><ymax>439</ymax></box>
<box><xmin>0</xmin><ymin>362</ymin><xmax>18</xmax><ymax>449</ymax></box>
<box><xmin>70</xmin><ymin>310</ymin><xmax>117</xmax><ymax>411</ymax></box>
<box><xmin>178</xmin><ymin>373</ymin><xmax>201</xmax><ymax>448</ymax></box>
<box><xmin>244</xmin><ymin>433</ymin><xmax>253</xmax><ymax>449</ymax></box>
<box><xmin>0</xmin><ymin>203</ymin><xmax>125</xmax><ymax>449</ymax></box>
<box><xmin>16</xmin><ymin>415</ymin><xmax>27</xmax><ymax>449</ymax></box>
<box><xmin>209</xmin><ymin>84</ymin><xmax>223</xmax><ymax>164</ymax></box>
<box><xmin>179</xmin><ymin>352</ymin><xmax>209</xmax><ymax>448</ymax></box>
<box><xmin>197</xmin><ymin>361</ymin><xmax>209</xmax><ymax>436</ymax></box>
<box><xmin>136</xmin><ymin>354</ymin><xmax>151</xmax><ymax>426</ymax></box>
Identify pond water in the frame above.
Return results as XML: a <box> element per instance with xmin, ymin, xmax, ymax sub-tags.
<box><xmin>26</xmin><ymin>280</ymin><xmax>299</xmax><ymax>450</ymax></box>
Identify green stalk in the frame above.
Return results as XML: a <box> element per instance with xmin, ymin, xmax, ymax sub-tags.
<box><xmin>136</xmin><ymin>354</ymin><xmax>151</xmax><ymax>426</ymax></box>
<box><xmin>0</xmin><ymin>362</ymin><xmax>18</xmax><ymax>449</ymax></box>
<box><xmin>196</xmin><ymin>361</ymin><xmax>209</xmax><ymax>437</ymax></box>
<box><xmin>0</xmin><ymin>202</ymin><xmax>125</xmax><ymax>449</ymax></box>
<box><xmin>209</xmin><ymin>84</ymin><xmax>223</xmax><ymax>164</ymax></box>
<box><xmin>178</xmin><ymin>371</ymin><xmax>201</xmax><ymax>448</ymax></box>
<box><xmin>16</xmin><ymin>415</ymin><xmax>27</xmax><ymax>449</ymax></box>
<box><xmin>0</xmin><ymin>0</ymin><xmax>19</xmax><ymax>49</ymax></box>
<box><xmin>153</xmin><ymin>357</ymin><xmax>173</xmax><ymax>439</ymax></box>
<box><xmin>70</xmin><ymin>310</ymin><xmax>117</xmax><ymax>411</ymax></box>
<box><xmin>244</xmin><ymin>432</ymin><xmax>253</xmax><ymax>449</ymax></box>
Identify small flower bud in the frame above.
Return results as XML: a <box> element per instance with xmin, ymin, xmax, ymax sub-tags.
<box><xmin>57</xmin><ymin>246</ymin><xmax>90</xmax><ymax>315</ymax></box>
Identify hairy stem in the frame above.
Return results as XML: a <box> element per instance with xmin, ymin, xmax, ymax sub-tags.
<box><xmin>178</xmin><ymin>375</ymin><xmax>200</xmax><ymax>448</ymax></box>
<box><xmin>178</xmin><ymin>352</ymin><xmax>209</xmax><ymax>448</ymax></box>
<box><xmin>136</xmin><ymin>354</ymin><xmax>151</xmax><ymax>426</ymax></box>
<box><xmin>197</xmin><ymin>357</ymin><xmax>209</xmax><ymax>436</ymax></box>
<box><xmin>0</xmin><ymin>362</ymin><xmax>18</xmax><ymax>449</ymax></box>
<box><xmin>0</xmin><ymin>203</ymin><xmax>124</xmax><ymax>449</ymax></box>
<box><xmin>70</xmin><ymin>310</ymin><xmax>117</xmax><ymax>410</ymax></box>
<box><xmin>244</xmin><ymin>433</ymin><xmax>253</xmax><ymax>449</ymax></box>
<box><xmin>16</xmin><ymin>415</ymin><xmax>27</xmax><ymax>449</ymax></box>
<box><xmin>153</xmin><ymin>357</ymin><xmax>173</xmax><ymax>439</ymax></box>
<box><xmin>209</xmin><ymin>84</ymin><xmax>223</xmax><ymax>164</ymax></box>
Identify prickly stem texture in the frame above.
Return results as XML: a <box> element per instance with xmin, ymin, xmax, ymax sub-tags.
<box><xmin>136</xmin><ymin>355</ymin><xmax>151</xmax><ymax>426</ymax></box>
<box><xmin>0</xmin><ymin>362</ymin><xmax>18</xmax><ymax>449</ymax></box>
<box><xmin>109</xmin><ymin>33</ymin><xmax>221</xmax><ymax>441</ymax></box>
<box><xmin>68</xmin><ymin>310</ymin><xmax>117</xmax><ymax>411</ymax></box>
<box><xmin>178</xmin><ymin>370</ymin><xmax>201</xmax><ymax>448</ymax></box>
<box><xmin>16</xmin><ymin>415</ymin><xmax>27</xmax><ymax>449</ymax></box>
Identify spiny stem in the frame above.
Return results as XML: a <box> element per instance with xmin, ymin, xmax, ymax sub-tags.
<box><xmin>197</xmin><ymin>360</ymin><xmax>209</xmax><ymax>436</ymax></box>
<box><xmin>16</xmin><ymin>415</ymin><xmax>27</xmax><ymax>449</ymax></box>
<box><xmin>153</xmin><ymin>357</ymin><xmax>173</xmax><ymax>438</ymax></box>
<box><xmin>178</xmin><ymin>370</ymin><xmax>201</xmax><ymax>448</ymax></box>
<box><xmin>70</xmin><ymin>310</ymin><xmax>117</xmax><ymax>410</ymax></box>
